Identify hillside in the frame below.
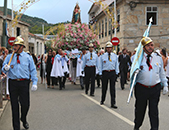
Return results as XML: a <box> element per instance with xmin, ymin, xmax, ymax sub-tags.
<box><xmin>0</xmin><ymin>7</ymin><xmax>70</xmax><ymax>34</ymax></box>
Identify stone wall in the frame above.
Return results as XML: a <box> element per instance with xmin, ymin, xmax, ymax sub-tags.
<box><xmin>121</xmin><ymin>1</ymin><xmax>169</xmax><ymax>52</ymax></box>
<box><xmin>0</xmin><ymin>16</ymin><xmax>29</xmax><ymax>51</ymax></box>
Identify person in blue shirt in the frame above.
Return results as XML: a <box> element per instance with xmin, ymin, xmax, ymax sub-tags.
<box><xmin>82</xmin><ymin>43</ymin><xmax>99</xmax><ymax>96</ymax></box>
<box><xmin>134</xmin><ymin>37</ymin><xmax>168</xmax><ymax>130</ymax></box>
<box><xmin>99</xmin><ymin>42</ymin><xmax>119</xmax><ymax>109</ymax></box>
<box><xmin>2</xmin><ymin>36</ymin><xmax>38</xmax><ymax>130</ymax></box>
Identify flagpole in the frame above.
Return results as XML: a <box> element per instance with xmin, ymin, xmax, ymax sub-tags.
<box><xmin>127</xmin><ymin>69</ymin><xmax>140</xmax><ymax>103</ymax></box>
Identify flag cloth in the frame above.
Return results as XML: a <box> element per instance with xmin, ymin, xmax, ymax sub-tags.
<box><xmin>130</xmin><ymin>20</ymin><xmax>152</xmax><ymax>87</ymax></box>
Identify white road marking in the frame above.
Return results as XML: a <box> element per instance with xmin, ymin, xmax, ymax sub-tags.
<box><xmin>81</xmin><ymin>93</ymin><xmax>134</xmax><ymax>126</ymax></box>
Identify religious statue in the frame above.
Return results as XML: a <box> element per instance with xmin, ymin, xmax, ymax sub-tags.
<box><xmin>71</xmin><ymin>2</ymin><xmax>81</xmax><ymax>24</ymax></box>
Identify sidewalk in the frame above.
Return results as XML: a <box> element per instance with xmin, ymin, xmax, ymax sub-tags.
<box><xmin>0</xmin><ymin>100</ymin><xmax>8</xmax><ymax>119</ymax></box>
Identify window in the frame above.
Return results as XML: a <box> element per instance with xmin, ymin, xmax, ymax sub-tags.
<box><xmin>40</xmin><ymin>43</ymin><xmax>42</xmax><ymax>55</ymax></box>
<box><xmin>102</xmin><ymin>20</ymin><xmax>104</xmax><ymax>38</ymax></box>
<box><xmin>16</xmin><ymin>27</ymin><xmax>20</xmax><ymax>36</ymax></box>
<box><xmin>94</xmin><ymin>22</ymin><xmax>97</xmax><ymax>34</ymax></box>
<box><xmin>105</xmin><ymin>18</ymin><xmax>107</xmax><ymax>37</ymax></box>
<box><xmin>99</xmin><ymin>22</ymin><xmax>101</xmax><ymax>39</ymax></box>
<box><xmin>117</xmin><ymin>9</ymin><xmax>120</xmax><ymax>32</ymax></box>
<box><xmin>109</xmin><ymin>18</ymin><xmax>112</xmax><ymax>35</ymax></box>
<box><xmin>31</xmin><ymin>47</ymin><xmax>34</xmax><ymax>54</ymax></box>
<box><xmin>146</xmin><ymin>7</ymin><xmax>158</xmax><ymax>25</ymax></box>
<box><xmin>37</xmin><ymin>42</ymin><xmax>39</xmax><ymax>56</ymax></box>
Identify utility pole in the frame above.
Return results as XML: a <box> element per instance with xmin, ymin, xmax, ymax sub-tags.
<box><xmin>114</xmin><ymin>0</ymin><xmax>117</xmax><ymax>37</ymax></box>
<box><xmin>114</xmin><ymin>0</ymin><xmax>117</xmax><ymax>51</ymax></box>
<box><xmin>12</xmin><ymin>0</ymin><xmax>14</xmax><ymax>36</ymax></box>
<box><xmin>2</xmin><ymin>0</ymin><xmax>7</xmax><ymax>47</ymax></box>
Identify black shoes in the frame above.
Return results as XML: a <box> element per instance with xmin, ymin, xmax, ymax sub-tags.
<box><xmin>111</xmin><ymin>105</ymin><xmax>118</xmax><ymax>109</ymax></box>
<box><xmin>121</xmin><ymin>86</ymin><xmax>125</xmax><ymax>90</ymax></box>
<box><xmin>90</xmin><ymin>94</ymin><xmax>95</xmax><ymax>97</ymax></box>
<box><xmin>85</xmin><ymin>91</ymin><xmax>88</xmax><ymax>95</ymax></box>
<box><xmin>22</xmin><ymin>121</ymin><xmax>29</xmax><ymax>129</ymax></box>
<box><xmin>81</xmin><ymin>86</ymin><xmax>84</xmax><ymax>90</ymax></box>
<box><xmin>100</xmin><ymin>101</ymin><xmax>104</xmax><ymax>105</ymax></box>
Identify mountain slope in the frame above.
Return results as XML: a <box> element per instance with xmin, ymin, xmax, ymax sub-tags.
<box><xmin>0</xmin><ymin>7</ymin><xmax>70</xmax><ymax>34</ymax></box>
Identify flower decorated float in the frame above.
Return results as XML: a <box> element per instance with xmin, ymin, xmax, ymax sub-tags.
<box><xmin>52</xmin><ymin>3</ymin><xmax>100</xmax><ymax>50</ymax></box>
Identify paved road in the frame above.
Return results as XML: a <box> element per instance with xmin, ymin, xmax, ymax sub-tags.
<box><xmin>0</xmin><ymin>76</ymin><xmax>169</xmax><ymax>130</ymax></box>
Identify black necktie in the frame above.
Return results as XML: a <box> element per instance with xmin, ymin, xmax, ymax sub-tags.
<box><xmin>17</xmin><ymin>54</ymin><xmax>20</xmax><ymax>64</ymax></box>
<box><xmin>146</xmin><ymin>54</ymin><xmax>151</xmax><ymax>67</ymax></box>
<box><xmin>146</xmin><ymin>54</ymin><xmax>153</xmax><ymax>71</ymax></box>
<box><xmin>108</xmin><ymin>53</ymin><xmax>110</xmax><ymax>61</ymax></box>
<box><xmin>90</xmin><ymin>52</ymin><xmax>92</xmax><ymax>60</ymax></box>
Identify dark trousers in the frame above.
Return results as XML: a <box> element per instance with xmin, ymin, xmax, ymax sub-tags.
<box><xmin>47</xmin><ymin>71</ymin><xmax>51</xmax><ymax>86</ymax></box>
<box><xmin>58</xmin><ymin>72</ymin><xmax>67</xmax><ymax>89</ymax></box>
<box><xmin>101</xmin><ymin>71</ymin><xmax>116</xmax><ymax>105</ymax></box>
<box><xmin>52</xmin><ymin>77</ymin><xmax>58</xmax><ymax>86</ymax></box>
<box><xmin>85</xmin><ymin>66</ymin><xmax>95</xmax><ymax>95</ymax></box>
<box><xmin>9</xmin><ymin>79</ymin><xmax>30</xmax><ymax>130</ymax></box>
<box><xmin>120</xmin><ymin>69</ymin><xmax>127</xmax><ymax>89</ymax></box>
<box><xmin>80</xmin><ymin>76</ymin><xmax>85</xmax><ymax>88</ymax></box>
<box><xmin>134</xmin><ymin>83</ymin><xmax>161</xmax><ymax>130</ymax></box>
<box><xmin>96</xmin><ymin>74</ymin><xmax>100</xmax><ymax>87</ymax></box>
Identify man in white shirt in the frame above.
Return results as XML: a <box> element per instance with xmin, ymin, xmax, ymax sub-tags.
<box><xmin>134</xmin><ymin>37</ymin><xmax>168</xmax><ymax>130</ymax></box>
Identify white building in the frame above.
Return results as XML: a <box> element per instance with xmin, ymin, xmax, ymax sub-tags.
<box><xmin>28</xmin><ymin>33</ymin><xmax>45</xmax><ymax>56</ymax></box>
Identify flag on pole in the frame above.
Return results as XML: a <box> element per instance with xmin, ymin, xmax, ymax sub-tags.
<box><xmin>130</xmin><ymin>17</ymin><xmax>153</xmax><ymax>87</ymax></box>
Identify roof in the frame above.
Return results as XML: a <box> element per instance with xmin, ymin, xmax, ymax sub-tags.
<box><xmin>88</xmin><ymin>3</ymin><xmax>95</xmax><ymax>14</ymax></box>
<box><xmin>0</xmin><ymin>10</ymin><xmax>30</xmax><ymax>27</ymax></box>
<box><xmin>29</xmin><ymin>32</ymin><xmax>45</xmax><ymax>41</ymax></box>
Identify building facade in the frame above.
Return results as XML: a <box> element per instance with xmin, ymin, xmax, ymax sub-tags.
<box><xmin>88</xmin><ymin>0</ymin><xmax>169</xmax><ymax>52</ymax></box>
<box><xmin>0</xmin><ymin>10</ymin><xmax>45</xmax><ymax>56</ymax></box>
<box><xmin>0</xmin><ymin>11</ymin><xmax>29</xmax><ymax>50</ymax></box>
<box><xmin>28</xmin><ymin>33</ymin><xmax>45</xmax><ymax>56</ymax></box>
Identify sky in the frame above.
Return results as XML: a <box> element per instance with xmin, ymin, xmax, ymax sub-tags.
<box><xmin>0</xmin><ymin>0</ymin><xmax>93</xmax><ymax>24</ymax></box>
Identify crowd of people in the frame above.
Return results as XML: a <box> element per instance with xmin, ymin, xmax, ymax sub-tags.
<box><xmin>37</xmin><ymin>39</ymin><xmax>169</xmax><ymax>130</ymax></box>
<box><xmin>1</xmin><ymin>36</ymin><xmax>169</xmax><ymax>130</ymax></box>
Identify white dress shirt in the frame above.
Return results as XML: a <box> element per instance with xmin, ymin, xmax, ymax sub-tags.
<box><xmin>136</xmin><ymin>52</ymin><xmax>168</xmax><ymax>87</ymax></box>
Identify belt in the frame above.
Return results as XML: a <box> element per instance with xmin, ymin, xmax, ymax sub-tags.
<box><xmin>86</xmin><ymin>65</ymin><xmax>95</xmax><ymax>67</ymax></box>
<box><xmin>137</xmin><ymin>82</ymin><xmax>160</xmax><ymax>88</ymax></box>
<box><xmin>104</xmin><ymin>70</ymin><xmax>115</xmax><ymax>72</ymax></box>
<box><xmin>11</xmin><ymin>78</ymin><xmax>27</xmax><ymax>81</ymax></box>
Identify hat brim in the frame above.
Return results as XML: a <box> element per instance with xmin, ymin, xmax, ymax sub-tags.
<box><xmin>106</xmin><ymin>46</ymin><xmax>113</xmax><ymax>48</ymax></box>
<box><xmin>13</xmin><ymin>43</ymin><xmax>26</xmax><ymax>48</ymax></box>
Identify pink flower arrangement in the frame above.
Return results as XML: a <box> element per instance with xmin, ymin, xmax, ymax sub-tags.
<box><xmin>53</xmin><ymin>23</ymin><xmax>100</xmax><ymax>50</ymax></box>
